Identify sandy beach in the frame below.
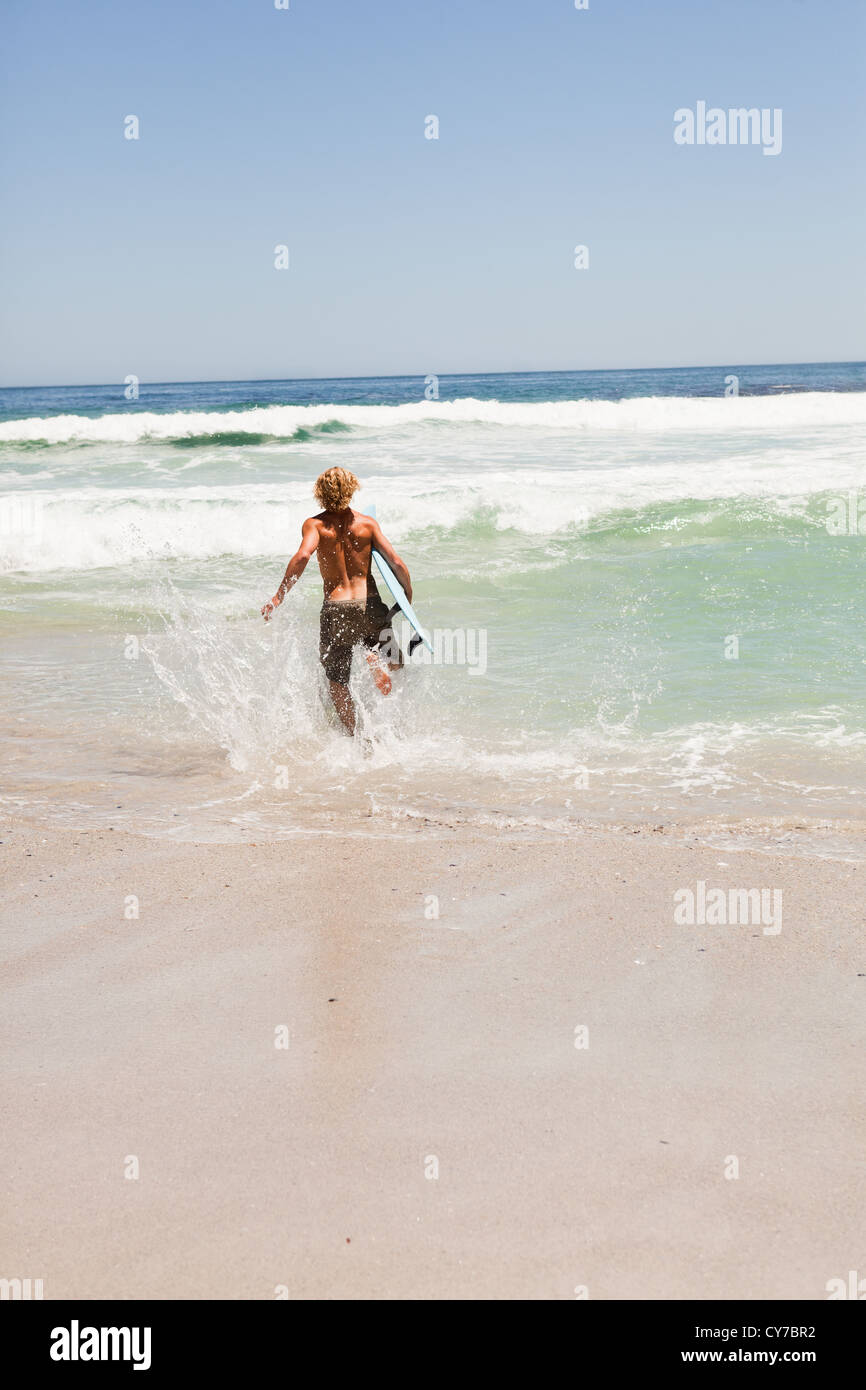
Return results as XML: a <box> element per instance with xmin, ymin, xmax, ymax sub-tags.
<box><xmin>2</xmin><ymin>817</ymin><xmax>862</xmax><ymax>1300</ymax></box>
<box><xmin>3</xmin><ymin>0</ymin><xmax>865</xmax><ymax>1326</ymax></box>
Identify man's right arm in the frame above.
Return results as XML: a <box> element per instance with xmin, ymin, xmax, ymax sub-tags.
<box><xmin>261</xmin><ymin>518</ymin><xmax>319</xmax><ymax>620</ymax></box>
<box><xmin>371</xmin><ymin>521</ymin><xmax>412</xmax><ymax>601</ymax></box>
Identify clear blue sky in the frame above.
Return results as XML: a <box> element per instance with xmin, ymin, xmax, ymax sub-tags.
<box><xmin>1</xmin><ymin>0</ymin><xmax>863</xmax><ymax>385</ymax></box>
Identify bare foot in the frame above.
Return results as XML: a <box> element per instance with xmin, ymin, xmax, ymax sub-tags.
<box><xmin>366</xmin><ymin>652</ymin><xmax>392</xmax><ymax>696</ymax></box>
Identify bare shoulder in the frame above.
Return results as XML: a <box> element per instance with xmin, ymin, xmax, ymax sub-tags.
<box><xmin>348</xmin><ymin>510</ymin><xmax>377</xmax><ymax>535</ymax></box>
<box><xmin>299</xmin><ymin>515</ymin><xmax>323</xmax><ymax>548</ymax></box>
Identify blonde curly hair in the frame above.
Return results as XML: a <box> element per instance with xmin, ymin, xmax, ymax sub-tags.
<box><xmin>314</xmin><ymin>467</ymin><xmax>360</xmax><ymax>512</ymax></box>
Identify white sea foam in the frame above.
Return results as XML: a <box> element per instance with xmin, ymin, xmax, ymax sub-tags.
<box><xmin>0</xmin><ymin>463</ymin><xmax>858</xmax><ymax>573</ymax></box>
<box><xmin>1</xmin><ymin>390</ymin><xmax>865</xmax><ymax>444</ymax></box>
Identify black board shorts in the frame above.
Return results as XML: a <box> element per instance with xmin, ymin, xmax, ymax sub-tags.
<box><xmin>319</xmin><ymin>593</ymin><xmax>394</xmax><ymax>685</ymax></box>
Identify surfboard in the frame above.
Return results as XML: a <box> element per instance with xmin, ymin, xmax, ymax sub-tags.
<box><xmin>366</xmin><ymin>504</ymin><xmax>433</xmax><ymax>654</ymax></box>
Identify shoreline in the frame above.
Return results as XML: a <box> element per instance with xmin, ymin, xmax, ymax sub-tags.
<box><xmin>2</xmin><ymin>817</ymin><xmax>862</xmax><ymax>1299</ymax></box>
<box><xmin>4</xmin><ymin>797</ymin><xmax>866</xmax><ymax>862</ymax></box>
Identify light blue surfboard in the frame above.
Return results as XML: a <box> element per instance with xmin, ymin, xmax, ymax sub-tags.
<box><xmin>367</xmin><ymin>504</ymin><xmax>433</xmax><ymax>654</ymax></box>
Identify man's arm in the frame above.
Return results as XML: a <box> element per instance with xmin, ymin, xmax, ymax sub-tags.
<box><xmin>261</xmin><ymin>518</ymin><xmax>319</xmax><ymax>620</ymax></box>
<box><xmin>371</xmin><ymin>521</ymin><xmax>412</xmax><ymax>602</ymax></box>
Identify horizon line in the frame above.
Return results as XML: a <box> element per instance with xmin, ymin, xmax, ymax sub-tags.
<box><xmin>1</xmin><ymin>359</ymin><xmax>863</xmax><ymax>393</ymax></box>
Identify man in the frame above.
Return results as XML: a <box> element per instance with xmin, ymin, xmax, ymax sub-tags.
<box><xmin>261</xmin><ymin>467</ymin><xmax>413</xmax><ymax>735</ymax></box>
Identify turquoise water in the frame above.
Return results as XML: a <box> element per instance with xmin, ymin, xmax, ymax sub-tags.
<box><xmin>1</xmin><ymin>365</ymin><xmax>865</xmax><ymax>850</ymax></box>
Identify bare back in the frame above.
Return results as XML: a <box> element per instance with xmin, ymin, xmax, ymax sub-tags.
<box><xmin>314</xmin><ymin>508</ymin><xmax>376</xmax><ymax>601</ymax></box>
<box><xmin>264</xmin><ymin>503</ymin><xmax>411</xmax><ymax>620</ymax></box>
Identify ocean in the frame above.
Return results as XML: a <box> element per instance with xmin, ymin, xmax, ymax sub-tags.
<box><xmin>1</xmin><ymin>363</ymin><xmax>865</xmax><ymax>855</ymax></box>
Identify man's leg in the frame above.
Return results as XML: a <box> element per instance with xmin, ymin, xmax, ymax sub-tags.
<box><xmin>320</xmin><ymin>604</ymin><xmax>361</xmax><ymax>733</ymax></box>
<box><xmin>328</xmin><ymin>679</ymin><xmax>356</xmax><ymax>734</ymax></box>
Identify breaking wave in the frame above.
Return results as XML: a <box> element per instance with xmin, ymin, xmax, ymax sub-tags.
<box><xmin>2</xmin><ymin>390</ymin><xmax>865</xmax><ymax>446</ymax></box>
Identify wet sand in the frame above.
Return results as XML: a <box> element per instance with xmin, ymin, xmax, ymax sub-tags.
<box><xmin>1</xmin><ymin>818</ymin><xmax>863</xmax><ymax>1299</ymax></box>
